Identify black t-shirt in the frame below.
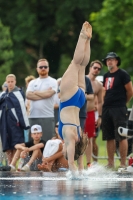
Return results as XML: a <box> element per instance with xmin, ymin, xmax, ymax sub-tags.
<box><xmin>79</xmin><ymin>76</ymin><xmax>93</xmax><ymax>118</ymax></box>
<box><xmin>25</xmin><ymin>139</ymin><xmax>46</xmax><ymax>156</ymax></box>
<box><xmin>103</xmin><ymin>68</ymin><xmax>131</xmax><ymax>107</ymax></box>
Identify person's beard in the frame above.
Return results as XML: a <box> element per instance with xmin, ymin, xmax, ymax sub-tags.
<box><xmin>39</xmin><ymin>71</ymin><xmax>48</xmax><ymax>77</ymax></box>
<box><xmin>108</xmin><ymin>66</ymin><xmax>113</xmax><ymax>71</ymax></box>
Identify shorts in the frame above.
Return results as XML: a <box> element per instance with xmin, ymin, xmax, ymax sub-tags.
<box><xmin>94</xmin><ymin>111</ymin><xmax>100</xmax><ymax>138</ymax></box>
<box><xmin>84</xmin><ymin>111</ymin><xmax>96</xmax><ymax>138</ymax></box>
<box><xmin>102</xmin><ymin>107</ymin><xmax>128</xmax><ymax>141</ymax></box>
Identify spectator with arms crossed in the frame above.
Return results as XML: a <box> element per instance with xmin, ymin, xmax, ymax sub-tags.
<box><xmin>26</xmin><ymin>59</ymin><xmax>57</xmax><ymax>142</ymax></box>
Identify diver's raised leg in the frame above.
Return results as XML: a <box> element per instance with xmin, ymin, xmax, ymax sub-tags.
<box><xmin>78</xmin><ymin>65</ymin><xmax>85</xmax><ymax>91</ymax></box>
<box><xmin>76</xmin><ymin>22</ymin><xmax>92</xmax><ymax>90</ymax></box>
<box><xmin>73</xmin><ymin>21</ymin><xmax>92</xmax><ymax>65</ymax></box>
<box><xmin>80</xmin><ymin>37</ymin><xmax>91</xmax><ymax>67</ymax></box>
<box><xmin>60</xmin><ymin>22</ymin><xmax>92</xmax><ymax>100</ymax></box>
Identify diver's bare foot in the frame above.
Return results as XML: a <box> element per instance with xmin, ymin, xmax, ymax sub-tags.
<box><xmin>81</xmin><ymin>21</ymin><xmax>92</xmax><ymax>39</ymax></box>
<box><xmin>37</xmin><ymin>164</ymin><xmax>51</xmax><ymax>172</ymax></box>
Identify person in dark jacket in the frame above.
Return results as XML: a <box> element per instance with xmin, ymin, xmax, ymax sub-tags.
<box><xmin>0</xmin><ymin>74</ymin><xmax>30</xmax><ymax>164</ymax></box>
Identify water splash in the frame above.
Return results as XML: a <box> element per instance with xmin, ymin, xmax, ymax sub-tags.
<box><xmin>66</xmin><ymin>163</ymin><xmax>132</xmax><ymax>181</ymax></box>
<box><xmin>0</xmin><ymin>163</ymin><xmax>132</xmax><ymax>182</ymax></box>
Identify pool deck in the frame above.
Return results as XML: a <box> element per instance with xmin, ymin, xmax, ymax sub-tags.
<box><xmin>0</xmin><ymin>171</ymin><xmax>133</xmax><ymax>199</ymax></box>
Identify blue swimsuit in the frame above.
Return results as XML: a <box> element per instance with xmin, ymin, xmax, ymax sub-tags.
<box><xmin>58</xmin><ymin>88</ymin><xmax>85</xmax><ymax>140</ymax></box>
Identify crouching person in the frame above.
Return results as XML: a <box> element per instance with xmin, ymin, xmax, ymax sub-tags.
<box><xmin>0</xmin><ymin>124</ymin><xmax>45</xmax><ymax>171</ymax></box>
<box><xmin>38</xmin><ymin>133</ymin><xmax>68</xmax><ymax>172</ymax></box>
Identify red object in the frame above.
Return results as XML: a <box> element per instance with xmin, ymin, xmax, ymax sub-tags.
<box><xmin>128</xmin><ymin>157</ymin><xmax>133</xmax><ymax>166</ymax></box>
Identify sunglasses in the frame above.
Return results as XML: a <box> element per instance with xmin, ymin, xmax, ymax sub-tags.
<box><xmin>93</xmin><ymin>66</ymin><xmax>101</xmax><ymax>71</ymax></box>
<box><xmin>38</xmin><ymin>66</ymin><xmax>48</xmax><ymax>69</ymax></box>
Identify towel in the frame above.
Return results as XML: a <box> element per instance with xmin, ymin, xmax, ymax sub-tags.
<box><xmin>43</xmin><ymin>139</ymin><xmax>62</xmax><ymax>157</ymax></box>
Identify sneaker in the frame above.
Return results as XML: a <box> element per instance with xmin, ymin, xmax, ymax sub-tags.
<box><xmin>9</xmin><ymin>165</ymin><xmax>16</xmax><ymax>172</ymax></box>
<box><xmin>17</xmin><ymin>158</ymin><xmax>24</xmax><ymax>171</ymax></box>
<box><xmin>118</xmin><ymin>165</ymin><xmax>133</xmax><ymax>173</ymax></box>
<box><xmin>21</xmin><ymin>164</ymin><xmax>30</xmax><ymax>172</ymax></box>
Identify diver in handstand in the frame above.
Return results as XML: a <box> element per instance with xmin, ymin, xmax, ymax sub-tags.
<box><xmin>58</xmin><ymin>21</ymin><xmax>92</xmax><ymax>175</ymax></box>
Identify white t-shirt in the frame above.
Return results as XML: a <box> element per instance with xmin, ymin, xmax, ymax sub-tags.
<box><xmin>54</xmin><ymin>93</ymin><xmax>60</xmax><ymax>106</ymax></box>
<box><xmin>26</xmin><ymin>76</ymin><xmax>57</xmax><ymax>118</ymax></box>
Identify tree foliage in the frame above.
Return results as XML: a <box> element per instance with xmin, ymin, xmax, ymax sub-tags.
<box><xmin>90</xmin><ymin>0</ymin><xmax>133</xmax><ymax>73</ymax></box>
<box><xmin>0</xmin><ymin>20</ymin><xmax>14</xmax><ymax>86</ymax></box>
<box><xmin>0</xmin><ymin>0</ymin><xmax>103</xmax><ymax>86</ymax></box>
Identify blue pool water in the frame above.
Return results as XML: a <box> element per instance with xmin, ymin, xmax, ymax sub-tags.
<box><xmin>0</xmin><ymin>170</ymin><xmax>133</xmax><ymax>200</ymax></box>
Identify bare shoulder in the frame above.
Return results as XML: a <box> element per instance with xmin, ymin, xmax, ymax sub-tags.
<box><xmin>97</xmin><ymin>80</ymin><xmax>103</xmax><ymax>86</ymax></box>
<box><xmin>98</xmin><ymin>81</ymin><xmax>103</xmax><ymax>90</ymax></box>
<box><xmin>95</xmin><ymin>79</ymin><xmax>103</xmax><ymax>91</ymax></box>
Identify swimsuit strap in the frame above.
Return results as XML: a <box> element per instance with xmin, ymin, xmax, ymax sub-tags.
<box><xmin>63</xmin><ymin>123</ymin><xmax>81</xmax><ymax>140</ymax></box>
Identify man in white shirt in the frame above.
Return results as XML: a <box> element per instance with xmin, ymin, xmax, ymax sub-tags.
<box><xmin>26</xmin><ymin>58</ymin><xmax>57</xmax><ymax>141</ymax></box>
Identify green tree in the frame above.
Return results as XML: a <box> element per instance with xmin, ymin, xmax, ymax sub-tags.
<box><xmin>0</xmin><ymin>0</ymin><xmax>103</xmax><ymax>86</ymax></box>
<box><xmin>90</xmin><ymin>0</ymin><xmax>133</xmax><ymax>73</ymax></box>
<box><xmin>0</xmin><ymin>20</ymin><xmax>14</xmax><ymax>87</ymax></box>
